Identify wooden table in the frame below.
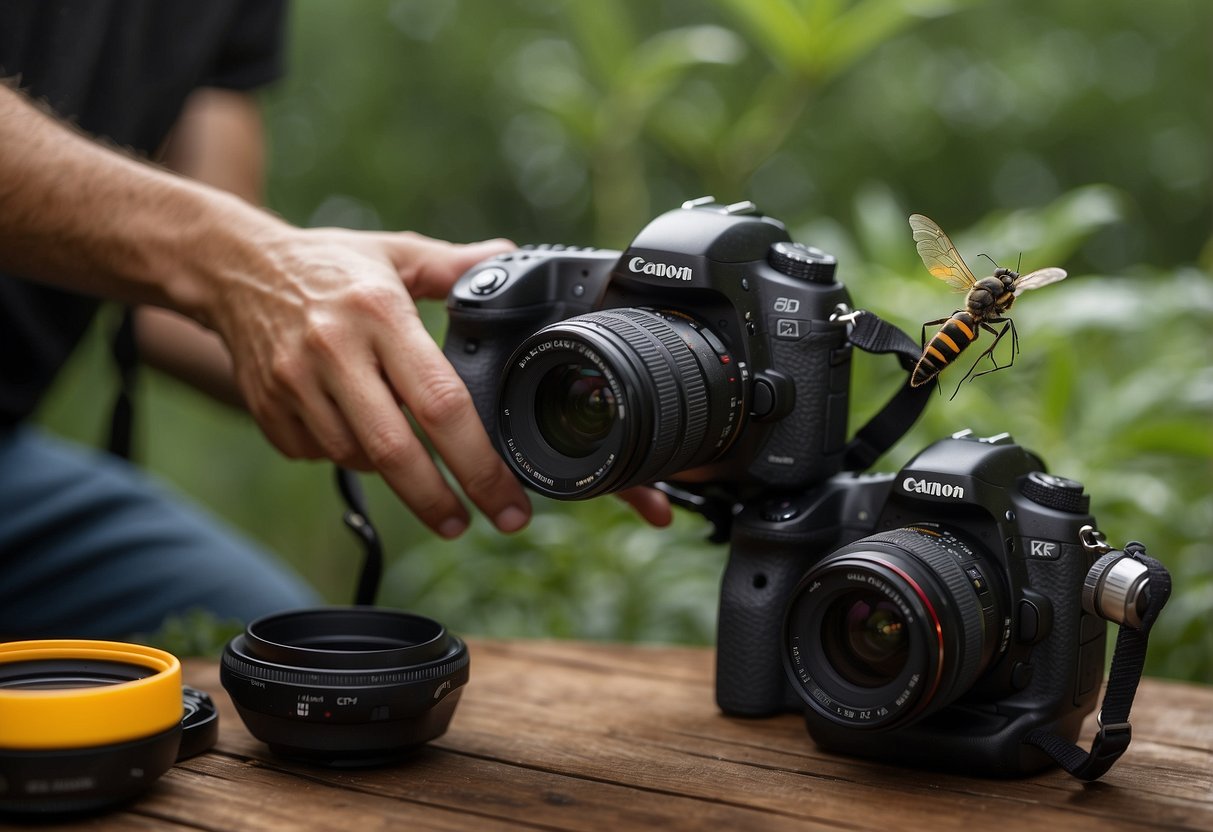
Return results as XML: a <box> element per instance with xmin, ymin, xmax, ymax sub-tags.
<box><xmin>21</xmin><ymin>639</ymin><xmax>1213</xmax><ymax>830</ymax></box>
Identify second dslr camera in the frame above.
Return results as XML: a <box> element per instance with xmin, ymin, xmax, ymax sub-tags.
<box><xmin>719</xmin><ymin>430</ymin><xmax>1126</xmax><ymax>776</ymax></box>
<box><xmin>444</xmin><ymin>198</ymin><xmax>852</xmax><ymax>500</ymax></box>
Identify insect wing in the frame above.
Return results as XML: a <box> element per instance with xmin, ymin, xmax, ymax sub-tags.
<box><xmin>1012</xmin><ymin>267</ymin><xmax>1067</xmax><ymax>295</ymax></box>
<box><xmin>908</xmin><ymin>214</ymin><xmax>976</xmax><ymax>291</ymax></box>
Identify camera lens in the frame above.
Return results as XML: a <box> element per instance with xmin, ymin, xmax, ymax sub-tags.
<box><xmin>499</xmin><ymin>308</ymin><xmax>744</xmax><ymax>498</ymax></box>
<box><xmin>534</xmin><ymin>361</ymin><xmax>617</xmax><ymax>458</ymax></box>
<box><xmin>784</xmin><ymin>525</ymin><xmax>1003</xmax><ymax>731</ymax></box>
<box><xmin>822</xmin><ymin>590</ymin><xmax>909</xmax><ymax>687</ymax></box>
<box><xmin>221</xmin><ymin>607</ymin><xmax>469</xmax><ymax>767</ymax></box>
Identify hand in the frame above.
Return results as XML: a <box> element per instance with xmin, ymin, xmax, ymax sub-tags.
<box><xmin>617</xmin><ymin>486</ymin><xmax>673</xmax><ymax>527</ymax></box>
<box><xmin>208</xmin><ymin>225</ymin><xmax>529</xmax><ymax>539</ymax></box>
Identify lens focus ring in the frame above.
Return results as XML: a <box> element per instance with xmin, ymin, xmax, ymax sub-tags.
<box><xmin>499</xmin><ymin>307</ymin><xmax>741</xmax><ymax>498</ymax></box>
<box><xmin>578</xmin><ymin>310</ymin><xmax>683</xmax><ymax>472</ymax></box>
<box><xmin>583</xmin><ymin>309</ymin><xmax>711</xmax><ymax>477</ymax></box>
<box><xmin>865</xmin><ymin>528</ymin><xmax>985</xmax><ymax>695</ymax></box>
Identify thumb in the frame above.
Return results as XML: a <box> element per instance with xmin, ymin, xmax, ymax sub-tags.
<box><xmin>381</xmin><ymin>232</ymin><xmax>516</xmax><ymax>300</ymax></box>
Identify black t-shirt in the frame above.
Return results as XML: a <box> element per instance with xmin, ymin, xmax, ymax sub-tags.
<box><xmin>0</xmin><ymin>0</ymin><xmax>287</xmax><ymax>426</ymax></box>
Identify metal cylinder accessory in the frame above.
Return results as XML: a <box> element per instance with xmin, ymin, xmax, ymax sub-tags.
<box><xmin>1083</xmin><ymin>551</ymin><xmax>1151</xmax><ymax>630</ymax></box>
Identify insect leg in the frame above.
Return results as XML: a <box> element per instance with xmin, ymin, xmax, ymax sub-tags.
<box><xmin>970</xmin><ymin>320</ymin><xmax>1017</xmax><ymax>381</ymax></box>
<box><xmin>946</xmin><ymin>320</ymin><xmax>1012</xmax><ymax>398</ymax></box>
<box><xmin>920</xmin><ymin>316</ymin><xmax>951</xmax><ymax>349</ymax></box>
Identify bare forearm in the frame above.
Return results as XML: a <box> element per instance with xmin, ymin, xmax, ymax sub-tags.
<box><xmin>0</xmin><ymin>83</ymin><xmax>285</xmax><ymax>321</ymax></box>
<box><xmin>134</xmin><ymin>88</ymin><xmax>268</xmax><ymax>408</ymax></box>
<box><xmin>158</xmin><ymin>87</ymin><xmax>266</xmax><ymax>205</ymax></box>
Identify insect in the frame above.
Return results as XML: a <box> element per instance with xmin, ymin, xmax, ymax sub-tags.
<box><xmin>908</xmin><ymin>213</ymin><xmax>1067</xmax><ymax>397</ymax></box>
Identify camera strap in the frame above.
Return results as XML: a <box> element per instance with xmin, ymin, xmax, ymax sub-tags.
<box><xmin>1024</xmin><ymin>542</ymin><xmax>1172</xmax><ymax>781</ymax></box>
<box><xmin>107</xmin><ymin>305</ymin><xmax>139</xmax><ymax>459</ymax></box>
<box><xmin>335</xmin><ymin>467</ymin><xmax>385</xmax><ymax>605</ymax></box>
<box><xmin>839</xmin><ymin>310</ymin><xmax>935</xmax><ymax>471</ymax></box>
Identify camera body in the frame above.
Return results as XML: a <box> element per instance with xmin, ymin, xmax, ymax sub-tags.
<box><xmin>444</xmin><ymin>199</ymin><xmax>852</xmax><ymax>499</ymax></box>
<box><xmin>718</xmin><ymin>430</ymin><xmax>1108</xmax><ymax>776</ymax></box>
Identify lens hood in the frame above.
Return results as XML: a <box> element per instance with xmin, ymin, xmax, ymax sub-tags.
<box><xmin>0</xmin><ymin>639</ymin><xmax>213</xmax><ymax>815</ymax></box>
<box><xmin>221</xmin><ymin>606</ymin><xmax>469</xmax><ymax>767</ymax></box>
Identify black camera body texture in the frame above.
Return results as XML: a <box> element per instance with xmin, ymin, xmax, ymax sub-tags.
<box><xmin>719</xmin><ymin>431</ymin><xmax>1107</xmax><ymax>776</ymax></box>
<box><xmin>444</xmin><ymin>200</ymin><xmax>852</xmax><ymax>498</ymax></box>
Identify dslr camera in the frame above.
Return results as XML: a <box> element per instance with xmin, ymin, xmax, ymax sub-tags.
<box><xmin>722</xmin><ymin>429</ymin><xmax>1115</xmax><ymax>776</ymax></box>
<box><xmin>444</xmin><ymin>197</ymin><xmax>852</xmax><ymax>500</ymax></box>
<box><xmin>443</xmin><ymin>200</ymin><xmax>1154</xmax><ymax>777</ymax></box>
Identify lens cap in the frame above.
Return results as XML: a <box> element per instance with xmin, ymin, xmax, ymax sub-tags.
<box><xmin>179</xmin><ymin>686</ymin><xmax>219</xmax><ymax>761</ymax></box>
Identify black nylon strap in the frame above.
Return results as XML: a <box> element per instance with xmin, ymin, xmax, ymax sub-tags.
<box><xmin>107</xmin><ymin>305</ymin><xmax>139</xmax><ymax>459</ymax></box>
<box><xmin>1025</xmin><ymin>543</ymin><xmax>1172</xmax><ymax>780</ymax></box>
<box><xmin>842</xmin><ymin>311</ymin><xmax>935</xmax><ymax>471</ymax></box>
<box><xmin>336</xmin><ymin>467</ymin><xmax>384</xmax><ymax>606</ymax></box>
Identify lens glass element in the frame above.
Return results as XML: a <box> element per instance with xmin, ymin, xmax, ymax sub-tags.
<box><xmin>499</xmin><ymin>308</ymin><xmax>744</xmax><ymax>498</ymax></box>
<box><xmin>534</xmin><ymin>362</ymin><xmax>617</xmax><ymax>458</ymax></box>
<box><xmin>822</xmin><ymin>591</ymin><xmax>909</xmax><ymax>687</ymax></box>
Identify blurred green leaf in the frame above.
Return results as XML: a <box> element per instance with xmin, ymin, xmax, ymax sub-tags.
<box><xmin>711</xmin><ymin>0</ymin><xmax>814</xmax><ymax>75</ymax></box>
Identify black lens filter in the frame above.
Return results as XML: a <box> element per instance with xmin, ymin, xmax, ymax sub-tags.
<box><xmin>220</xmin><ymin>607</ymin><xmax>469</xmax><ymax>767</ymax></box>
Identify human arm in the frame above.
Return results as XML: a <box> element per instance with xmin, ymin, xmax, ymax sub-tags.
<box><xmin>133</xmin><ymin>88</ymin><xmax>261</xmax><ymax>409</ymax></box>
<box><xmin>0</xmin><ymin>82</ymin><xmax>529</xmax><ymax>538</ymax></box>
<box><xmin>135</xmin><ymin>87</ymin><xmax>676</xmax><ymax>527</ymax></box>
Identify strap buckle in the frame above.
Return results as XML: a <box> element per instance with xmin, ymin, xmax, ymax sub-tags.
<box><xmin>1094</xmin><ymin>713</ymin><xmax>1133</xmax><ymax>760</ymax></box>
<box><xmin>829</xmin><ymin>303</ymin><xmax>863</xmax><ymax>324</ymax></box>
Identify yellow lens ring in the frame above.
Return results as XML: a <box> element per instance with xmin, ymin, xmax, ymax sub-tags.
<box><xmin>0</xmin><ymin>640</ymin><xmax>182</xmax><ymax>749</ymax></box>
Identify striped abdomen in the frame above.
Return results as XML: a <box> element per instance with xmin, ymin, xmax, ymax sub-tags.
<box><xmin>912</xmin><ymin>311</ymin><xmax>978</xmax><ymax>387</ymax></box>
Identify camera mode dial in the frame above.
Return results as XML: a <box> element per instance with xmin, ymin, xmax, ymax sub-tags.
<box><xmin>767</xmin><ymin>242</ymin><xmax>837</xmax><ymax>283</ymax></box>
<box><xmin>1021</xmin><ymin>471</ymin><xmax>1089</xmax><ymax>514</ymax></box>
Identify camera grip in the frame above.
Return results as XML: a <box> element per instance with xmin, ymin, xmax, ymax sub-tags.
<box><xmin>748</xmin><ymin>328</ymin><xmax>849</xmax><ymax>489</ymax></box>
<box><xmin>443</xmin><ymin>306</ymin><xmax>547</xmax><ymax>437</ymax></box>
<box><xmin>716</xmin><ymin>543</ymin><xmax>809</xmax><ymax>716</ymax></box>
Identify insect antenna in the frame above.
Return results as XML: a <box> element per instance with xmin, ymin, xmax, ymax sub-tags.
<box><xmin>977</xmin><ymin>252</ymin><xmax>1000</xmax><ymax>270</ymax></box>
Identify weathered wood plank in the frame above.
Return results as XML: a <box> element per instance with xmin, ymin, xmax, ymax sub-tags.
<box><xmin>35</xmin><ymin>640</ymin><xmax>1208</xmax><ymax>831</ymax></box>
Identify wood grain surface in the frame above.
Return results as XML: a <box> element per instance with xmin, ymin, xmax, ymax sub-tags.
<box><xmin>15</xmin><ymin>639</ymin><xmax>1212</xmax><ymax>831</ymax></box>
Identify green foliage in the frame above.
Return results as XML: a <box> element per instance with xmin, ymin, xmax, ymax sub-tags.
<box><xmin>133</xmin><ymin>608</ymin><xmax>245</xmax><ymax>659</ymax></box>
<box><xmin>35</xmin><ymin>0</ymin><xmax>1211</xmax><ymax>682</ymax></box>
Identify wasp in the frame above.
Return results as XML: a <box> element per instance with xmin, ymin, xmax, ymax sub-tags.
<box><xmin>908</xmin><ymin>213</ymin><xmax>1067</xmax><ymax>397</ymax></box>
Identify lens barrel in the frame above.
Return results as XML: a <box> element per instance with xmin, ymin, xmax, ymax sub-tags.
<box><xmin>221</xmin><ymin>607</ymin><xmax>469</xmax><ymax>767</ymax></box>
<box><xmin>0</xmin><ymin>640</ymin><xmax>186</xmax><ymax>814</ymax></box>
<box><xmin>784</xmin><ymin>526</ymin><xmax>1003</xmax><ymax>730</ymax></box>
<box><xmin>499</xmin><ymin>308</ymin><xmax>744</xmax><ymax>498</ymax></box>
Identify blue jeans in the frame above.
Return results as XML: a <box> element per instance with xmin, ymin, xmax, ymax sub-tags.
<box><xmin>0</xmin><ymin>426</ymin><xmax>320</xmax><ymax>639</ymax></box>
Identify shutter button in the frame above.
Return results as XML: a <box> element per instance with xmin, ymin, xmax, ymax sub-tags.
<box><xmin>469</xmin><ymin>267</ymin><xmax>508</xmax><ymax>295</ymax></box>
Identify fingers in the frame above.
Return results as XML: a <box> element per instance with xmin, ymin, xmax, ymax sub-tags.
<box><xmin>327</xmin><ymin>358</ymin><xmax>480</xmax><ymax>538</ymax></box>
<box><xmin>616</xmin><ymin>487</ymin><xmax>674</xmax><ymax>528</ymax></box>
<box><xmin>372</xmin><ymin>309</ymin><xmax>532</xmax><ymax>536</ymax></box>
